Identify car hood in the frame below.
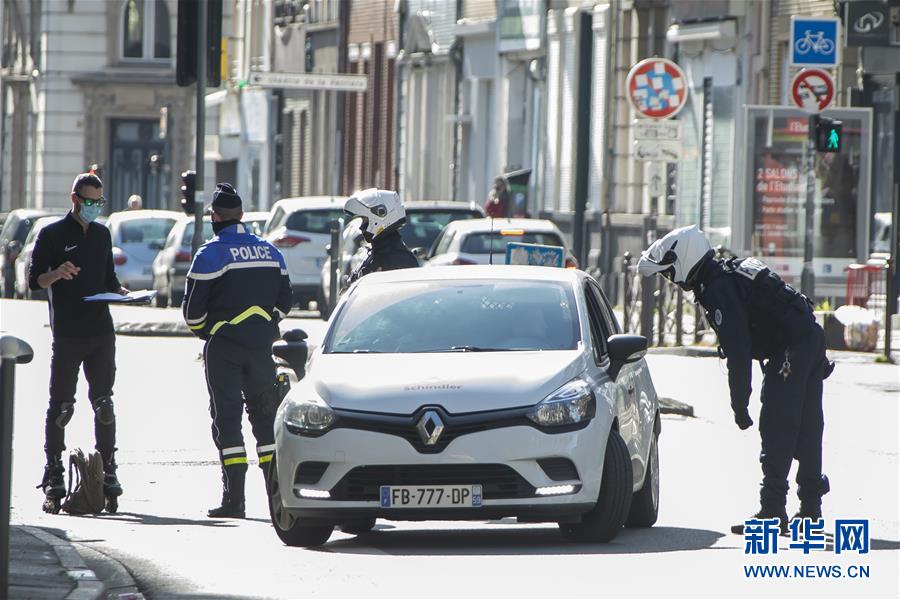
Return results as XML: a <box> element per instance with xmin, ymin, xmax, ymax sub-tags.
<box><xmin>303</xmin><ymin>350</ymin><xmax>588</xmax><ymax>414</ymax></box>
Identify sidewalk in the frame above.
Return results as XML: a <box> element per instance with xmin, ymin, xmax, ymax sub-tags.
<box><xmin>7</xmin><ymin>524</ymin><xmax>104</xmax><ymax>600</ymax></box>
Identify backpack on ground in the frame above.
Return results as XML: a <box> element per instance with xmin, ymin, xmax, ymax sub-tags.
<box><xmin>61</xmin><ymin>448</ymin><xmax>106</xmax><ymax>515</ymax></box>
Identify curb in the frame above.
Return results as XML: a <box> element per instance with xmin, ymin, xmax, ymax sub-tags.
<box><xmin>648</xmin><ymin>345</ymin><xmax>719</xmax><ymax>358</ymax></box>
<box><xmin>20</xmin><ymin>526</ymin><xmax>105</xmax><ymax>600</ymax></box>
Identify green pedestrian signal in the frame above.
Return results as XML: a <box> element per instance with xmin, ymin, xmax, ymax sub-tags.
<box><xmin>814</xmin><ymin>116</ymin><xmax>842</xmax><ymax>153</ymax></box>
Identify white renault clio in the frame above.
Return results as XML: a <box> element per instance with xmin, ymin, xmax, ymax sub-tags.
<box><xmin>270</xmin><ymin>266</ymin><xmax>661</xmax><ymax>547</ymax></box>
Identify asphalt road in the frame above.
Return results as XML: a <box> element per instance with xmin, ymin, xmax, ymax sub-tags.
<box><xmin>2</xmin><ymin>299</ymin><xmax>898</xmax><ymax>599</ymax></box>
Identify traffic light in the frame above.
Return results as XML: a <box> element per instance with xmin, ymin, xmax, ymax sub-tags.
<box><xmin>814</xmin><ymin>116</ymin><xmax>842</xmax><ymax>153</ymax></box>
<box><xmin>176</xmin><ymin>0</ymin><xmax>224</xmax><ymax>87</ymax></box>
<box><xmin>180</xmin><ymin>170</ymin><xmax>196</xmax><ymax>215</ymax></box>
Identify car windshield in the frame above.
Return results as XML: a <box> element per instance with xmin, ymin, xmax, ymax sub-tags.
<box><xmin>460</xmin><ymin>231</ymin><xmax>565</xmax><ymax>254</ymax></box>
<box><xmin>400</xmin><ymin>210</ymin><xmax>481</xmax><ymax>250</ymax></box>
<box><xmin>285</xmin><ymin>209</ymin><xmax>343</xmax><ymax>234</ymax></box>
<box><xmin>181</xmin><ymin>221</ymin><xmax>215</xmax><ymax>245</ymax></box>
<box><xmin>326</xmin><ymin>280</ymin><xmax>580</xmax><ymax>354</ymax></box>
<box><xmin>119</xmin><ymin>218</ymin><xmax>176</xmax><ymax>246</ymax></box>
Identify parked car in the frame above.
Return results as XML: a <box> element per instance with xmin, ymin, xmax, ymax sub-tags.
<box><xmin>425</xmin><ymin>218</ymin><xmax>578</xmax><ymax>268</ymax></box>
<box><xmin>317</xmin><ymin>201</ymin><xmax>485</xmax><ymax>319</ymax></box>
<box><xmin>13</xmin><ymin>215</ymin><xmax>61</xmax><ymax>299</ymax></box>
<box><xmin>105</xmin><ymin>210</ymin><xmax>179</xmax><ymax>291</ymax></box>
<box><xmin>871</xmin><ymin>211</ymin><xmax>891</xmax><ymax>256</ymax></box>
<box><xmin>264</xmin><ymin>196</ymin><xmax>346</xmax><ymax>309</ymax></box>
<box><xmin>269</xmin><ymin>265</ymin><xmax>659</xmax><ymax>547</ymax></box>
<box><xmin>151</xmin><ymin>215</ymin><xmax>214</xmax><ymax>307</ymax></box>
<box><xmin>0</xmin><ymin>208</ymin><xmax>57</xmax><ymax>297</ymax></box>
<box><xmin>243</xmin><ymin>210</ymin><xmax>271</xmax><ymax>237</ymax></box>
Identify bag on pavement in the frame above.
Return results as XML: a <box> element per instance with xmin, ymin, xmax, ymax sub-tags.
<box><xmin>61</xmin><ymin>448</ymin><xmax>106</xmax><ymax>515</ymax></box>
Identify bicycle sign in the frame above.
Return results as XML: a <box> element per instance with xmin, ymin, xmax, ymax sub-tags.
<box><xmin>790</xmin><ymin>16</ymin><xmax>840</xmax><ymax>67</ymax></box>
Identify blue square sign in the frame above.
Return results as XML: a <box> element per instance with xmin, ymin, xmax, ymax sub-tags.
<box><xmin>790</xmin><ymin>16</ymin><xmax>840</xmax><ymax>67</ymax></box>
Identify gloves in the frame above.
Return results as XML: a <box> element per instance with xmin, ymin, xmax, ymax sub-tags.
<box><xmin>734</xmin><ymin>410</ymin><xmax>753</xmax><ymax>431</ymax></box>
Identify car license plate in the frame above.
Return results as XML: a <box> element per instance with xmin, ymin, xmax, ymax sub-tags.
<box><xmin>379</xmin><ymin>485</ymin><xmax>482</xmax><ymax>508</ymax></box>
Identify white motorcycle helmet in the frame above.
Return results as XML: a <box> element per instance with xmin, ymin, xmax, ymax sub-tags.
<box><xmin>637</xmin><ymin>225</ymin><xmax>713</xmax><ymax>289</ymax></box>
<box><xmin>343</xmin><ymin>188</ymin><xmax>406</xmax><ymax>243</ymax></box>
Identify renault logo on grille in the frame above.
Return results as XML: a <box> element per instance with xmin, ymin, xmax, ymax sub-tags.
<box><xmin>416</xmin><ymin>410</ymin><xmax>445</xmax><ymax>446</ymax></box>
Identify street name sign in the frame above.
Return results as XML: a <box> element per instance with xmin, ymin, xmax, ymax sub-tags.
<box><xmin>633</xmin><ymin>140</ymin><xmax>681</xmax><ymax>162</ymax></box>
<box><xmin>625</xmin><ymin>58</ymin><xmax>689</xmax><ymax>120</ymax></box>
<box><xmin>790</xmin><ymin>16</ymin><xmax>841</xmax><ymax>67</ymax></box>
<box><xmin>249</xmin><ymin>71</ymin><xmax>368</xmax><ymax>92</ymax></box>
<box><xmin>633</xmin><ymin>119</ymin><xmax>682</xmax><ymax>141</ymax></box>
<box><xmin>790</xmin><ymin>68</ymin><xmax>835</xmax><ymax>113</ymax></box>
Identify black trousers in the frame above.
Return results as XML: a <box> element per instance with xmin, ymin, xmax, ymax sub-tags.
<box><xmin>45</xmin><ymin>334</ymin><xmax>117</xmax><ymax>461</ymax></box>
<box><xmin>758</xmin><ymin>326</ymin><xmax>828</xmax><ymax>511</ymax></box>
<box><xmin>203</xmin><ymin>335</ymin><xmax>278</xmax><ymax>496</ymax></box>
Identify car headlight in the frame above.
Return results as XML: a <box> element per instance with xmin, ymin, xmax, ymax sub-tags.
<box><xmin>526</xmin><ymin>379</ymin><xmax>596</xmax><ymax>427</ymax></box>
<box><xmin>283</xmin><ymin>396</ymin><xmax>336</xmax><ymax>435</ymax></box>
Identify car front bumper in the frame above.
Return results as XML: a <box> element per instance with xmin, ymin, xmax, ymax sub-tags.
<box><xmin>273</xmin><ymin>413</ymin><xmax>609</xmax><ymax>523</ymax></box>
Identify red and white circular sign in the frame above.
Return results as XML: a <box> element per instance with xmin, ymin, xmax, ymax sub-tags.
<box><xmin>791</xmin><ymin>68</ymin><xmax>834</xmax><ymax>113</ymax></box>
<box><xmin>625</xmin><ymin>58</ymin><xmax>689</xmax><ymax>120</ymax></box>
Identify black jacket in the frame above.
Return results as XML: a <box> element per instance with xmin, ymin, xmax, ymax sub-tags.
<box><xmin>29</xmin><ymin>213</ymin><xmax>121</xmax><ymax>338</ymax></box>
<box><xmin>349</xmin><ymin>230</ymin><xmax>419</xmax><ymax>283</ymax></box>
<box><xmin>694</xmin><ymin>256</ymin><xmax>819</xmax><ymax>415</ymax></box>
<box><xmin>183</xmin><ymin>223</ymin><xmax>293</xmax><ymax>348</ymax></box>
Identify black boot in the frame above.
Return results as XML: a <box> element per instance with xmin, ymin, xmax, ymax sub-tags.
<box><xmin>790</xmin><ymin>501</ymin><xmax>822</xmax><ymax>523</ymax></box>
<box><xmin>37</xmin><ymin>457</ymin><xmax>65</xmax><ymax>513</ymax></box>
<box><xmin>103</xmin><ymin>456</ymin><xmax>123</xmax><ymax>498</ymax></box>
<box><xmin>731</xmin><ymin>508</ymin><xmax>789</xmax><ymax>535</ymax></box>
<box><xmin>208</xmin><ymin>463</ymin><xmax>247</xmax><ymax>518</ymax></box>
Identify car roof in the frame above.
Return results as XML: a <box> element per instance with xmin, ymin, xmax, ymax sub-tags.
<box><xmin>242</xmin><ymin>211</ymin><xmax>270</xmax><ymax>220</ymax></box>
<box><xmin>273</xmin><ymin>196</ymin><xmax>346</xmax><ymax>211</ymax></box>
<box><xmin>106</xmin><ymin>210</ymin><xmax>181</xmax><ymax>224</ymax></box>
<box><xmin>442</xmin><ymin>217</ymin><xmax>562</xmax><ymax>235</ymax></box>
<box><xmin>8</xmin><ymin>208</ymin><xmax>58</xmax><ymax>218</ymax></box>
<box><xmin>357</xmin><ymin>264</ymin><xmax>582</xmax><ymax>286</ymax></box>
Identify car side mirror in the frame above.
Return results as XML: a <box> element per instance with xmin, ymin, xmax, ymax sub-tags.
<box><xmin>606</xmin><ymin>334</ymin><xmax>647</xmax><ymax>382</ymax></box>
<box><xmin>272</xmin><ymin>329</ymin><xmax>309</xmax><ymax>381</ymax></box>
<box><xmin>411</xmin><ymin>247</ymin><xmax>427</xmax><ymax>260</ymax></box>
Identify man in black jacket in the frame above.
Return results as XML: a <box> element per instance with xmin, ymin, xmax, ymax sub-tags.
<box><xmin>183</xmin><ymin>183</ymin><xmax>293</xmax><ymax>518</ymax></box>
<box><xmin>638</xmin><ymin>225</ymin><xmax>831</xmax><ymax>534</ymax></box>
<box><xmin>30</xmin><ymin>173</ymin><xmax>127</xmax><ymax>513</ymax></box>
<box><xmin>344</xmin><ymin>188</ymin><xmax>418</xmax><ymax>284</ymax></box>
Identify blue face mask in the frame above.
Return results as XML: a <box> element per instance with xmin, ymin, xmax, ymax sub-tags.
<box><xmin>79</xmin><ymin>202</ymin><xmax>102</xmax><ymax>223</ymax></box>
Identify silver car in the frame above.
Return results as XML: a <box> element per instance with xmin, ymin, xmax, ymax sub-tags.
<box><xmin>105</xmin><ymin>210</ymin><xmax>179</xmax><ymax>290</ymax></box>
<box><xmin>151</xmin><ymin>215</ymin><xmax>213</xmax><ymax>308</ymax></box>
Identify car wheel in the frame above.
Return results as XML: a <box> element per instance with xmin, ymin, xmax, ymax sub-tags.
<box><xmin>625</xmin><ymin>426</ymin><xmax>659</xmax><ymax>528</ymax></box>
<box><xmin>170</xmin><ymin>278</ymin><xmax>184</xmax><ymax>307</ymax></box>
<box><xmin>560</xmin><ymin>428</ymin><xmax>633</xmax><ymax>543</ymax></box>
<box><xmin>267</xmin><ymin>457</ymin><xmax>333</xmax><ymax>547</ymax></box>
<box><xmin>340</xmin><ymin>518</ymin><xmax>376</xmax><ymax>535</ymax></box>
<box><xmin>317</xmin><ymin>287</ymin><xmax>331</xmax><ymax>321</ymax></box>
<box><xmin>155</xmin><ymin>283</ymin><xmax>169</xmax><ymax>308</ymax></box>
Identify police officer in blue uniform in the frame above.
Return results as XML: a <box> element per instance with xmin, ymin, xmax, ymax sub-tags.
<box><xmin>639</xmin><ymin>226</ymin><xmax>832</xmax><ymax>533</ymax></box>
<box><xmin>183</xmin><ymin>183</ymin><xmax>293</xmax><ymax>518</ymax></box>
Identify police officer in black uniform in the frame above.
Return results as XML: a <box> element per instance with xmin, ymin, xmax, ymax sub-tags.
<box><xmin>344</xmin><ymin>188</ymin><xmax>418</xmax><ymax>283</ymax></box>
<box><xmin>183</xmin><ymin>183</ymin><xmax>293</xmax><ymax>518</ymax></box>
<box><xmin>639</xmin><ymin>225</ymin><xmax>832</xmax><ymax>533</ymax></box>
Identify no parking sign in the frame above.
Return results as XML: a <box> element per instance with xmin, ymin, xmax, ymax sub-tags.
<box><xmin>626</xmin><ymin>58</ymin><xmax>689</xmax><ymax>120</ymax></box>
<box><xmin>790</xmin><ymin>68</ymin><xmax>835</xmax><ymax>113</ymax></box>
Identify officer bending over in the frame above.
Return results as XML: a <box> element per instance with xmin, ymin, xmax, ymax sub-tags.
<box><xmin>638</xmin><ymin>225</ymin><xmax>832</xmax><ymax>533</ymax></box>
<box><xmin>344</xmin><ymin>188</ymin><xmax>418</xmax><ymax>284</ymax></box>
<box><xmin>183</xmin><ymin>183</ymin><xmax>293</xmax><ymax>518</ymax></box>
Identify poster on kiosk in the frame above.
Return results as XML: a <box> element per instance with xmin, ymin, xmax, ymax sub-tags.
<box><xmin>742</xmin><ymin>106</ymin><xmax>873</xmax><ymax>298</ymax></box>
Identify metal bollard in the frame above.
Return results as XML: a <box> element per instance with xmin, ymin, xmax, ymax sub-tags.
<box><xmin>675</xmin><ymin>286</ymin><xmax>684</xmax><ymax>347</ymax></box>
<box><xmin>621</xmin><ymin>253</ymin><xmax>632</xmax><ymax>333</ymax></box>
<box><xmin>1</xmin><ymin>335</ymin><xmax>34</xmax><ymax>598</ymax></box>
<box><xmin>327</xmin><ymin>218</ymin><xmax>343</xmax><ymax>315</ymax></box>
